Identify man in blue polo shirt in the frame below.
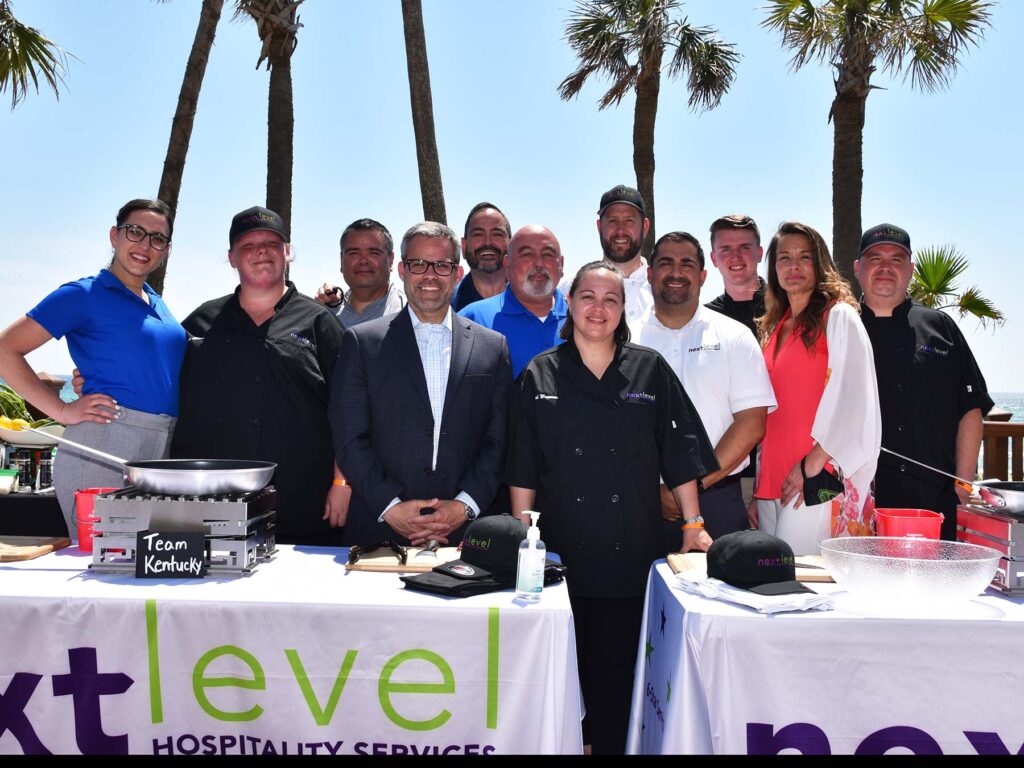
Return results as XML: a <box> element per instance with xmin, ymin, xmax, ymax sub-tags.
<box><xmin>459</xmin><ymin>225</ymin><xmax>567</xmax><ymax>378</ymax></box>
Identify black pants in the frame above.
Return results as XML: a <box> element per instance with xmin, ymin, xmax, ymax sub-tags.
<box><xmin>570</xmin><ymin>593</ymin><xmax>645</xmax><ymax>755</ymax></box>
<box><xmin>663</xmin><ymin>475</ymin><xmax>747</xmax><ymax>552</ymax></box>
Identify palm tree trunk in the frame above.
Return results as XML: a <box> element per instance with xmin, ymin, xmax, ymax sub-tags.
<box><xmin>633</xmin><ymin>48</ymin><xmax>662</xmax><ymax>263</ymax></box>
<box><xmin>149</xmin><ymin>0</ymin><xmax>225</xmax><ymax>295</ymax></box>
<box><xmin>401</xmin><ymin>0</ymin><xmax>446</xmax><ymax>224</ymax></box>
<box><xmin>266</xmin><ymin>36</ymin><xmax>293</xmax><ymax>237</ymax></box>
<box><xmin>831</xmin><ymin>90</ymin><xmax>865</xmax><ymax>287</ymax></box>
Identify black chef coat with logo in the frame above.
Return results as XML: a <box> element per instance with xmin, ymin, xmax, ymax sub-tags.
<box><xmin>171</xmin><ymin>283</ymin><xmax>344</xmax><ymax>539</ymax></box>
<box><xmin>861</xmin><ymin>297</ymin><xmax>993</xmax><ymax>539</ymax></box>
<box><xmin>504</xmin><ymin>340</ymin><xmax>718</xmax><ymax>598</ymax></box>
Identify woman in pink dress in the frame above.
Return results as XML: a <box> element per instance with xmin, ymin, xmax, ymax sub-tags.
<box><xmin>754</xmin><ymin>222</ymin><xmax>880</xmax><ymax>555</ymax></box>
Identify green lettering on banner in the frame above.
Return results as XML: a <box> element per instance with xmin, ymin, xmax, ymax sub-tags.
<box><xmin>146</xmin><ymin>599</ymin><xmax>163</xmax><ymax>724</ymax></box>
<box><xmin>487</xmin><ymin>606</ymin><xmax>499</xmax><ymax>729</ymax></box>
<box><xmin>193</xmin><ymin>646</ymin><xmax>266</xmax><ymax>721</ymax></box>
<box><xmin>378</xmin><ymin>650</ymin><xmax>454</xmax><ymax>731</ymax></box>
<box><xmin>285</xmin><ymin>648</ymin><xmax>358</xmax><ymax>726</ymax></box>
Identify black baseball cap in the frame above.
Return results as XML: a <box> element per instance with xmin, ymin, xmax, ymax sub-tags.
<box><xmin>706</xmin><ymin>529</ymin><xmax>813</xmax><ymax>596</ymax></box>
<box><xmin>598</xmin><ymin>184</ymin><xmax>646</xmax><ymax>217</ymax></box>
<box><xmin>433</xmin><ymin>514</ymin><xmax>527</xmax><ymax>582</ymax></box>
<box><xmin>229</xmin><ymin>206</ymin><xmax>288</xmax><ymax>247</ymax></box>
<box><xmin>859</xmin><ymin>223</ymin><xmax>911</xmax><ymax>257</ymax></box>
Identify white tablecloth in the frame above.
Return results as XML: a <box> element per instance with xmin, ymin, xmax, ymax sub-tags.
<box><xmin>627</xmin><ymin>561</ymin><xmax>1024</xmax><ymax>755</ymax></box>
<box><xmin>0</xmin><ymin>545</ymin><xmax>582</xmax><ymax>755</ymax></box>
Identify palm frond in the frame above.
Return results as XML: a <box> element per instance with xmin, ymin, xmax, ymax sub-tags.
<box><xmin>666</xmin><ymin>21</ymin><xmax>739</xmax><ymax>110</ymax></box>
<box><xmin>910</xmin><ymin>244</ymin><xmax>969</xmax><ymax>301</ymax></box>
<box><xmin>950</xmin><ymin>286</ymin><xmax>1005</xmax><ymax>327</ymax></box>
<box><xmin>0</xmin><ymin>0</ymin><xmax>73</xmax><ymax>109</ymax></box>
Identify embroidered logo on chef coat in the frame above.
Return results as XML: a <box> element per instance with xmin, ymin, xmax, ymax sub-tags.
<box><xmin>290</xmin><ymin>332</ymin><xmax>312</xmax><ymax>346</ymax></box>
<box><xmin>625</xmin><ymin>392</ymin><xmax>655</xmax><ymax>403</ymax></box>
<box><xmin>687</xmin><ymin>343</ymin><xmax>721</xmax><ymax>353</ymax></box>
<box><xmin>535</xmin><ymin>393</ymin><xmax>559</xmax><ymax>400</ymax></box>
<box><xmin>918</xmin><ymin>343</ymin><xmax>949</xmax><ymax>357</ymax></box>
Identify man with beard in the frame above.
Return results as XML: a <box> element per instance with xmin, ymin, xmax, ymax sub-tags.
<box><xmin>459</xmin><ymin>224</ymin><xmax>567</xmax><ymax>377</ymax></box>
<box><xmin>855</xmin><ymin>223</ymin><xmax>992</xmax><ymax>542</ymax></box>
<box><xmin>451</xmin><ymin>202</ymin><xmax>510</xmax><ymax>311</ymax></box>
<box><xmin>330</xmin><ymin>222</ymin><xmax>512</xmax><ymax>547</ymax></box>
<box><xmin>596</xmin><ymin>184</ymin><xmax>654</xmax><ymax>324</ymax></box>
<box><xmin>315</xmin><ymin>219</ymin><xmax>406</xmax><ymax>328</ymax></box>
<box><xmin>629</xmin><ymin>231</ymin><xmax>775</xmax><ymax>550</ymax></box>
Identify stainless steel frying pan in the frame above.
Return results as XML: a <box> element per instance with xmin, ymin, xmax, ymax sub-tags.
<box><xmin>25</xmin><ymin>427</ymin><xmax>276</xmax><ymax>496</ymax></box>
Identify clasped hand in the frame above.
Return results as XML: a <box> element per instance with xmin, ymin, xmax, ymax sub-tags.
<box><xmin>384</xmin><ymin>498</ymin><xmax>464</xmax><ymax>546</ymax></box>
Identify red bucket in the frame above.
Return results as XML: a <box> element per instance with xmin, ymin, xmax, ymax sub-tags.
<box><xmin>74</xmin><ymin>487</ymin><xmax>119</xmax><ymax>552</ymax></box>
<box><xmin>875</xmin><ymin>508</ymin><xmax>944</xmax><ymax>539</ymax></box>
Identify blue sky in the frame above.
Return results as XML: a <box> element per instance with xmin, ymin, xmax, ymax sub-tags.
<box><xmin>2</xmin><ymin>0</ymin><xmax>1021</xmax><ymax>390</ymax></box>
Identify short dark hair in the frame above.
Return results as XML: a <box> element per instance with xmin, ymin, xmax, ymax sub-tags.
<box><xmin>559</xmin><ymin>261</ymin><xmax>631</xmax><ymax>346</ymax></box>
<box><xmin>653</xmin><ymin>231</ymin><xmax>705</xmax><ymax>269</ymax></box>
<box><xmin>709</xmin><ymin>214</ymin><xmax>760</xmax><ymax>249</ymax></box>
<box><xmin>340</xmin><ymin>218</ymin><xmax>393</xmax><ymax>255</ymax></box>
<box><xmin>400</xmin><ymin>221</ymin><xmax>461</xmax><ymax>263</ymax></box>
<box><xmin>117</xmin><ymin>199</ymin><xmax>174</xmax><ymax>238</ymax></box>
<box><xmin>463</xmin><ymin>202</ymin><xmax>511</xmax><ymax>240</ymax></box>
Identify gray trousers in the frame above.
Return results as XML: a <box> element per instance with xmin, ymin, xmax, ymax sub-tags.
<box><xmin>54</xmin><ymin>406</ymin><xmax>175</xmax><ymax>541</ymax></box>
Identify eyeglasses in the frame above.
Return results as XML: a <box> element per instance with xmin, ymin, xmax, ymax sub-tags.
<box><xmin>347</xmin><ymin>540</ymin><xmax>408</xmax><ymax>565</ymax></box>
<box><xmin>117</xmin><ymin>224</ymin><xmax>171</xmax><ymax>251</ymax></box>
<box><xmin>403</xmin><ymin>259</ymin><xmax>458</xmax><ymax>276</ymax></box>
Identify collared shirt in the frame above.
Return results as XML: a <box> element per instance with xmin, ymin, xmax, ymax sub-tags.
<box><xmin>705</xmin><ymin>278</ymin><xmax>767</xmax><ymax>340</ymax></box>
<box><xmin>380</xmin><ymin>308</ymin><xmax>479</xmax><ymax>520</ymax></box>
<box><xmin>411</xmin><ymin>309</ymin><xmax>453</xmax><ymax>469</ymax></box>
<box><xmin>629</xmin><ymin>305</ymin><xmax>776</xmax><ymax>476</ymax></box>
<box><xmin>861</xmin><ymin>297</ymin><xmax>993</xmax><ymax>535</ymax></box>
<box><xmin>451</xmin><ymin>272</ymin><xmax>495</xmax><ymax>312</ymax></box>
<box><xmin>171</xmin><ymin>283</ymin><xmax>343</xmax><ymax>538</ymax></box>
<box><xmin>332</xmin><ymin>282</ymin><xmax>406</xmax><ymax>330</ymax></box>
<box><xmin>623</xmin><ymin>265</ymin><xmax>654</xmax><ymax>325</ymax></box>
<box><xmin>28</xmin><ymin>269</ymin><xmax>186</xmax><ymax>415</ymax></box>
<box><xmin>459</xmin><ymin>286</ymin><xmax>569</xmax><ymax>377</ymax></box>
<box><xmin>504</xmin><ymin>340</ymin><xmax>718</xmax><ymax>598</ymax></box>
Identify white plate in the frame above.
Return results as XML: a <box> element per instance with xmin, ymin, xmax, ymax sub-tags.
<box><xmin>0</xmin><ymin>424</ymin><xmax>64</xmax><ymax>447</ymax></box>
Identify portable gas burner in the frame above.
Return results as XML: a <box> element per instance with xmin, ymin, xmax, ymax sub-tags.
<box><xmin>90</xmin><ymin>486</ymin><xmax>277</xmax><ymax>575</ymax></box>
<box><xmin>957</xmin><ymin>502</ymin><xmax>1024</xmax><ymax>595</ymax></box>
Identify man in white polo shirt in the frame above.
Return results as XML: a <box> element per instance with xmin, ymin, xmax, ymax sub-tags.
<box><xmin>629</xmin><ymin>231</ymin><xmax>776</xmax><ymax>550</ymax></box>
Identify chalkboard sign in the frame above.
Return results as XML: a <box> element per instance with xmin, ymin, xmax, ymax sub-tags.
<box><xmin>135</xmin><ymin>530</ymin><xmax>207</xmax><ymax>578</ymax></box>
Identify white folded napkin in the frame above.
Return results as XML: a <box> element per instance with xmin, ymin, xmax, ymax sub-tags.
<box><xmin>674</xmin><ymin>572</ymin><xmax>834</xmax><ymax>615</ymax></box>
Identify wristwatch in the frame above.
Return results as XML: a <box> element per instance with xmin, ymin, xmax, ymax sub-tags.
<box><xmin>681</xmin><ymin>515</ymin><xmax>705</xmax><ymax>530</ymax></box>
<box><xmin>464</xmin><ymin>502</ymin><xmax>478</xmax><ymax>521</ymax></box>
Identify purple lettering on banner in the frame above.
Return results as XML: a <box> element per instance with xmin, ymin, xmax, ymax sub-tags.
<box><xmin>964</xmin><ymin>732</ymin><xmax>1024</xmax><ymax>755</ymax></box>
<box><xmin>51</xmin><ymin>647</ymin><xmax>133</xmax><ymax>755</ymax></box>
<box><xmin>855</xmin><ymin>726</ymin><xmax>942</xmax><ymax>755</ymax></box>
<box><xmin>747</xmin><ymin>722</ymin><xmax>831</xmax><ymax>755</ymax></box>
<box><xmin>0</xmin><ymin>673</ymin><xmax>51</xmax><ymax>755</ymax></box>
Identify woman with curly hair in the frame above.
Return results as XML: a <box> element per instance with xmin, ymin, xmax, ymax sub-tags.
<box><xmin>753</xmin><ymin>222</ymin><xmax>881</xmax><ymax>555</ymax></box>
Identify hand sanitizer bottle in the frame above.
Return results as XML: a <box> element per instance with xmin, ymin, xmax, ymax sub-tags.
<box><xmin>515</xmin><ymin>511</ymin><xmax>545</xmax><ymax>601</ymax></box>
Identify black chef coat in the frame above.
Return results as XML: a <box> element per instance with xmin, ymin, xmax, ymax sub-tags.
<box><xmin>171</xmin><ymin>283</ymin><xmax>344</xmax><ymax>539</ymax></box>
<box><xmin>504</xmin><ymin>340</ymin><xmax>718</xmax><ymax>598</ymax></box>
<box><xmin>861</xmin><ymin>297</ymin><xmax>993</xmax><ymax>539</ymax></box>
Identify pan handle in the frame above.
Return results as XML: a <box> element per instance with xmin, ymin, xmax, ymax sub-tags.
<box><xmin>21</xmin><ymin>426</ymin><xmax>128</xmax><ymax>468</ymax></box>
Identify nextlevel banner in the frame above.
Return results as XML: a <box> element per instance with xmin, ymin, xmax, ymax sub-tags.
<box><xmin>1</xmin><ymin>595</ymin><xmax>582</xmax><ymax>754</ymax></box>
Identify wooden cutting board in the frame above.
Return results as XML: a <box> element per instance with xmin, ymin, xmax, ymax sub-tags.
<box><xmin>0</xmin><ymin>536</ymin><xmax>72</xmax><ymax>562</ymax></box>
<box><xmin>667</xmin><ymin>551</ymin><xmax>834</xmax><ymax>583</ymax></box>
<box><xmin>345</xmin><ymin>546</ymin><xmax>461</xmax><ymax>573</ymax></box>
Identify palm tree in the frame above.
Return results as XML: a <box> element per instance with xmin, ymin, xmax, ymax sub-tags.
<box><xmin>559</xmin><ymin>0</ymin><xmax>738</xmax><ymax>259</ymax></box>
<box><xmin>148</xmin><ymin>0</ymin><xmax>226</xmax><ymax>295</ymax></box>
<box><xmin>763</xmin><ymin>0</ymin><xmax>994</xmax><ymax>284</ymax></box>
<box><xmin>236</xmin><ymin>0</ymin><xmax>304</xmax><ymax>236</ymax></box>
<box><xmin>0</xmin><ymin>0</ymin><xmax>73</xmax><ymax>109</ymax></box>
<box><xmin>401</xmin><ymin>0</ymin><xmax>446</xmax><ymax>224</ymax></box>
<box><xmin>909</xmin><ymin>244</ymin><xmax>1004</xmax><ymax>328</ymax></box>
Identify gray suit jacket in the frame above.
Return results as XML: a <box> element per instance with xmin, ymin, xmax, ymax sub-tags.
<box><xmin>329</xmin><ymin>307</ymin><xmax>513</xmax><ymax>546</ymax></box>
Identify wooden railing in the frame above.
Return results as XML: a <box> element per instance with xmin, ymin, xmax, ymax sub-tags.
<box><xmin>982</xmin><ymin>420</ymin><xmax>1024</xmax><ymax>481</ymax></box>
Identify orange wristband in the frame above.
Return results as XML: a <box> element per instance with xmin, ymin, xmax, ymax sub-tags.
<box><xmin>333</xmin><ymin>478</ymin><xmax>349</xmax><ymax>487</ymax></box>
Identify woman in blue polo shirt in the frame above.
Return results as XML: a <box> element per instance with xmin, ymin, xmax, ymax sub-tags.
<box><xmin>0</xmin><ymin>199</ymin><xmax>186</xmax><ymax>539</ymax></box>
